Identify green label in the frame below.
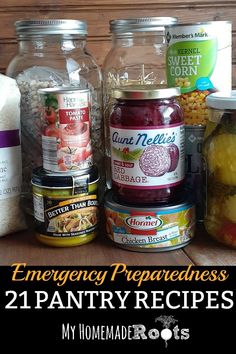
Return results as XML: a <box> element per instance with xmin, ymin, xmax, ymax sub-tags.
<box><xmin>166</xmin><ymin>39</ymin><xmax>217</xmax><ymax>93</ymax></box>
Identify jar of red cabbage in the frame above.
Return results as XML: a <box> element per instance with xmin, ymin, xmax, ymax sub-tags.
<box><xmin>109</xmin><ymin>86</ymin><xmax>185</xmax><ymax>204</ymax></box>
<box><xmin>103</xmin><ymin>17</ymin><xmax>178</xmax><ymax>189</ymax></box>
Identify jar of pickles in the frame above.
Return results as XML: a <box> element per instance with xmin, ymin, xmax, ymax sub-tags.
<box><xmin>103</xmin><ymin>16</ymin><xmax>177</xmax><ymax>188</ymax></box>
<box><xmin>109</xmin><ymin>86</ymin><xmax>185</xmax><ymax>204</ymax></box>
<box><xmin>204</xmin><ymin>91</ymin><xmax>236</xmax><ymax>247</ymax></box>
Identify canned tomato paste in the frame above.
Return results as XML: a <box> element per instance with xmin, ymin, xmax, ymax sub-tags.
<box><xmin>32</xmin><ymin>166</ymin><xmax>99</xmax><ymax>247</ymax></box>
<box><xmin>39</xmin><ymin>87</ymin><xmax>93</xmax><ymax>173</ymax></box>
<box><xmin>110</xmin><ymin>86</ymin><xmax>185</xmax><ymax>204</ymax></box>
<box><xmin>104</xmin><ymin>190</ymin><xmax>195</xmax><ymax>252</ymax></box>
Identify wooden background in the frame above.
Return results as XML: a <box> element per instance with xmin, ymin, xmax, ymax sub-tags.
<box><xmin>0</xmin><ymin>0</ymin><xmax>235</xmax><ymax>85</ymax></box>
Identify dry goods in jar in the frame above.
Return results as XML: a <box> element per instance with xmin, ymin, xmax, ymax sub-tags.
<box><xmin>103</xmin><ymin>17</ymin><xmax>178</xmax><ymax>188</ymax></box>
<box><xmin>165</xmin><ymin>21</ymin><xmax>232</xmax><ymax>221</ymax></box>
<box><xmin>6</xmin><ymin>19</ymin><xmax>103</xmax><ymax>211</ymax></box>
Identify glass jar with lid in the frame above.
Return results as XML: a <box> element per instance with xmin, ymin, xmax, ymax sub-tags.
<box><xmin>204</xmin><ymin>91</ymin><xmax>236</xmax><ymax>248</ymax></box>
<box><xmin>102</xmin><ymin>16</ymin><xmax>178</xmax><ymax>188</ymax></box>
<box><xmin>6</xmin><ymin>19</ymin><xmax>103</xmax><ymax>213</ymax></box>
<box><xmin>109</xmin><ymin>86</ymin><xmax>185</xmax><ymax>204</ymax></box>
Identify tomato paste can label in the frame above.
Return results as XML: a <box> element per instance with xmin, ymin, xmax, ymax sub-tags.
<box><xmin>110</xmin><ymin>123</ymin><xmax>185</xmax><ymax>189</ymax></box>
<box><xmin>165</xmin><ymin>21</ymin><xmax>232</xmax><ymax>125</ymax></box>
<box><xmin>39</xmin><ymin>88</ymin><xmax>93</xmax><ymax>172</ymax></box>
<box><xmin>104</xmin><ymin>191</ymin><xmax>195</xmax><ymax>252</ymax></box>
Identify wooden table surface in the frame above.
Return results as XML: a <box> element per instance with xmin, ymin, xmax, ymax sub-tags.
<box><xmin>0</xmin><ymin>219</ymin><xmax>236</xmax><ymax>266</ymax></box>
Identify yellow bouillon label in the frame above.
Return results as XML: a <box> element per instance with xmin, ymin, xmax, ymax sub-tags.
<box><xmin>33</xmin><ymin>193</ymin><xmax>99</xmax><ymax>238</ymax></box>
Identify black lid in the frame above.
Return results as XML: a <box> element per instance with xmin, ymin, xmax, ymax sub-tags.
<box><xmin>32</xmin><ymin>165</ymin><xmax>99</xmax><ymax>188</ymax></box>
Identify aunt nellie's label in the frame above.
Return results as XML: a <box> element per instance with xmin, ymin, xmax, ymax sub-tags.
<box><xmin>110</xmin><ymin>123</ymin><xmax>185</xmax><ymax>189</ymax></box>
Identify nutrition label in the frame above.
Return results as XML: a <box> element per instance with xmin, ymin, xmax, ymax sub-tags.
<box><xmin>0</xmin><ymin>145</ymin><xmax>21</xmax><ymax>199</ymax></box>
<box><xmin>42</xmin><ymin>135</ymin><xmax>58</xmax><ymax>171</ymax></box>
<box><xmin>33</xmin><ymin>194</ymin><xmax>44</xmax><ymax>222</ymax></box>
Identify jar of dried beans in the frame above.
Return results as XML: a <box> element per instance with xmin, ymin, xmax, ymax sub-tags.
<box><xmin>6</xmin><ymin>19</ymin><xmax>103</xmax><ymax>213</ymax></box>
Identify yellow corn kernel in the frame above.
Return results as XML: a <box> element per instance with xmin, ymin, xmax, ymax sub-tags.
<box><xmin>177</xmin><ymin>89</ymin><xmax>211</xmax><ymax>125</ymax></box>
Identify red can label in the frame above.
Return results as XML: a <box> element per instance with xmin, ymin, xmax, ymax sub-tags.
<box><xmin>40</xmin><ymin>90</ymin><xmax>93</xmax><ymax>172</ymax></box>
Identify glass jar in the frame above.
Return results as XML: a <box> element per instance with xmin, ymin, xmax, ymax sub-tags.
<box><xmin>102</xmin><ymin>16</ymin><xmax>178</xmax><ymax>188</ymax></box>
<box><xmin>6</xmin><ymin>19</ymin><xmax>103</xmax><ymax>213</ymax></box>
<box><xmin>165</xmin><ymin>21</ymin><xmax>232</xmax><ymax>223</ymax></box>
<box><xmin>204</xmin><ymin>91</ymin><xmax>236</xmax><ymax>248</ymax></box>
<box><xmin>109</xmin><ymin>86</ymin><xmax>185</xmax><ymax>204</ymax></box>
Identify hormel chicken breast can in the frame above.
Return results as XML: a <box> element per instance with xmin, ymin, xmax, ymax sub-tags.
<box><xmin>104</xmin><ymin>190</ymin><xmax>195</xmax><ymax>252</ymax></box>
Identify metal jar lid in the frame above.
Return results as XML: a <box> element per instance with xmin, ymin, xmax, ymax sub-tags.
<box><xmin>32</xmin><ymin>165</ymin><xmax>99</xmax><ymax>189</ymax></box>
<box><xmin>15</xmin><ymin>19</ymin><xmax>87</xmax><ymax>36</ymax></box>
<box><xmin>38</xmin><ymin>87</ymin><xmax>90</xmax><ymax>95</ymax></box>
<box><xmin>112</xmin><ymin>86</ymin><xmax>181</xmax><ymax>100</ymax></box>
<box><xmin>165</xmin><ymin>20</ymin><xmax>231</xmax><ymax>29</ymax></box>
<box><xmin>110</xmin><ymin>17</ymin><xmax>177</xmax><ymax>33</ymax></box>
<box><xmin>206</xmin><ymin>91</ymin><xmax>236</xmax><ymax>110</ymax></box>
<box><xmin>104</xmin><ymin>190</ymin><xmax>194</xmax><ymax>212</ymax></box>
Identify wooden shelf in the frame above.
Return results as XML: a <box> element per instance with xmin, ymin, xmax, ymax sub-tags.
<box><xmin>0</xmin><ymin>219</ymin><xmax>236</xmax><ymax>266</ymax></box>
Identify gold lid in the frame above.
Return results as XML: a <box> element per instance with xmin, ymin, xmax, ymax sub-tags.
<box><xmin>111</xmin><ymin>85</ymin><xmax>181</xmax><ymax>100</ymax></box>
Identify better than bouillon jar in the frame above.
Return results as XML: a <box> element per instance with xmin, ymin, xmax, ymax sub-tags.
<box><xmin>103</xmin><ymin>16</ymin><xmax>178</xmax><ymax>188</ymax></box>
<box><xmin>165</xmin><ymin>21</ymin><xmax>232</xmax><ymax>221</ymax></box>
<box><xmin>109</xmin><ymin>86</ymin><xmax>185</xmax><ymax>204</ymax></box>
<box><xmin>204</xmin><ymin>91</ymin><xmax>236</xmax><ymax>248</ymax></box>
<box><xmin>6</xmin><ymin>19</ymin><xmax>103</xmax><ymax>212</ymax></box>
<box><xmin>32</xmin><ymin>165</ymin><xmax>99</xmax><ymax>247</ymax></box>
